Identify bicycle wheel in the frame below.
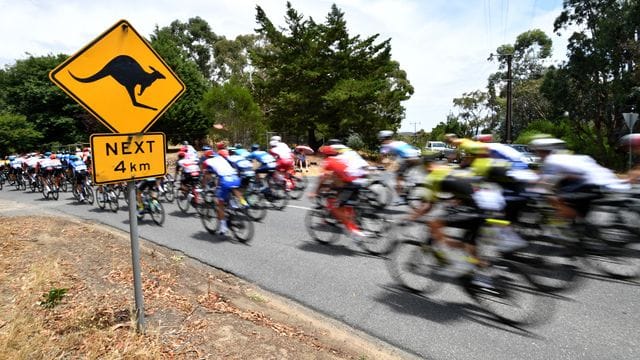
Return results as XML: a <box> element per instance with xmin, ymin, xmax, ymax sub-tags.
<box><xmin>176</xmin><ymin>189</ymin><xmax>191</xmax><ymax>213</ymax></box>
<box><xmin>267</xmin><ymin>182</ymin><xmax>289</xmax><ymax>210</ymax></box>
<box><xmin>304</xmin><ymin>208</ymin><xmax>342</xmax><ymax>244</ymax></box>
<box><xmin>406</xmin><ymin>184</ymin><xmax>428</xmax><ymax>210</ymax></box>
<box><xmin>356</xmin><ymin>208</ymin><xmax>393</xmax><ymax>255</ymax></box>
<box><xmin>42</xmin><ymin>182</ymin><xmax>50</xmax><ymax>199</ymax></box>
<box><xmin>163</xmin><ymin>181</ymin><xmax>175</xmax><ymax>203</ymax></box>
<box><xmin>464</xmin><ymin>263</ymin><xmax>551</xmax><ymax>325</ymax></box>
<box><xmin>387</xmin><ymin>240</ymin><xmax>442</xmax><ymax>294</ymax></box>
<box><xmin>584</xmin><ymin>240</ymin><xmax>640</xmax><ymax>280</ymax></box>
<box><xmin>364</xmin><ymin>181</ymin><xmax>393</xmax><ymax>209</ymax></box>
<box><xmin>108</xmin><ymin>191</ymin><xmax>119</xmax><ymax>212</ymax></box>
<box><xmin>60</xmin><ymin>179</ymin><xmax>68</xmax><ymax>192</ymax></box>
<box><xmin>228</xmin><ymin>210</ymin><xmax>254</xmax><ymax>243</ymax></box>
<box><xmin>288</xmin><ymin>174</ymin><xmax>307</xmax><ymax>200</ymax></box>
<box><xmin>201</xmin><ymin>203</ymin><xmax>220</xmax><ymax>234</ymax></box>
<box><xmin>245</xmin><ymin>191</ymin><xmax>267</xmax><ymax>221</ymax></box>
<box><xmin>149</xmin><ymin>199</ymin><xmax>165</xmax><ymax>225</ymax></box>
<box><xmin>84</xmin><ymin>186</ymin><xmax>95</xmax><ymax>204</ymax></box>
<box><xmin>96</xmin><ymin>187</ymin><xmax>107</xmax><ymax>209</ymax></box>
<box><xmin>50</xmin><ymin>185</ymin><xmax>59</xmax><ymax>200</ymax></box>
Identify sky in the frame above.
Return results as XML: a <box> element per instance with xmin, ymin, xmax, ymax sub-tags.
<box><xmin>0</xmin><ymin>0</ymin><xmax>570</xmax><ymax>133</ymax></box>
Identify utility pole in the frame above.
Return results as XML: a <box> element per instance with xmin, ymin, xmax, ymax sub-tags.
<box><xmin>410</xmin><ymin>122</ymin><xmax>418</xmax><ymax>144</ymax></box>
<box><xmin>505</xmin><ymin>53</ymin><xmax>513</xmax><ymax>144</ymax></box>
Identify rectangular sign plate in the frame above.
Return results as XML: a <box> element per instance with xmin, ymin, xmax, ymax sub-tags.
<box><xmin>91</xmin><ymin>132</ymin><xmax>166</xmax><ymax>184</ymax></box>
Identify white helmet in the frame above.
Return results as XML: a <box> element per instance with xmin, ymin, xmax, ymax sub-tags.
<box><xmin>529</xmin><ymin>138</ymin><xmax>566</xmax><ymax>151</ymax></box>
<box><xmin>378</xmin><ymin>130</ymin><xmax>394</xmax><ymax>141</ymax></box>
<box><xmin>269</xmin><ymin>140</ymin><xmax>279</xmax><ymax>148</ymax></box>
<box><xmin>270</xmin><ymin>135</ymin><xmax>281</xmax><ymax>142</ymax></box>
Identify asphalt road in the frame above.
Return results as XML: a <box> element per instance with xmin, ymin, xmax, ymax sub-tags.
<box><xmin>1</xmin><ymin>181</ymin><xmax>639</xmax><ymax>360</ymax></box>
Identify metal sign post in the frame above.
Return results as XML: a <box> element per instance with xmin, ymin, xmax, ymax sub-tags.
<box><xmin>127</xmin><ymin>181</ymin><xmax>145</xmax><ymax>332</ymax></box>
<box><xmin>623</xmin><ymin>112</ymin><xmax>639</xmax><ymax>170</ymax></box>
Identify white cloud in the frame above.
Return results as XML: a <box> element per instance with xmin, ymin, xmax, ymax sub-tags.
<box><xmin>0</xmin><ymin>0</ymin><xmax>569</xmax><ymax>133</ymax></box>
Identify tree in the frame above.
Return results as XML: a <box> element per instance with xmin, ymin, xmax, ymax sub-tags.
<box><xmin>0</xmin><ymin>55</ymin><xmax>93</xmax><ymax>145</ymax></box>
<box><xmin>250</xmin><ymin>2</ymin><xmax>413</xmax><ymax>148</ymax></box>
<box><xmin>452</xmin><ymin>90</ymin><xmax>495</xmax><ymax>136</ymax></box>
<box><xmin>150</xmin><ymin>23</ymin><xmax>212</xmax><ymax>144</ymax></box>
<box><xmin>0</xmin><ymin>113</ymin><xmax>43</xmax><ymax>155</ymax></box>
<box><xmin>200</xmin><ymin>80</ymin><xmax>266</xmax><ymax>146</ymax></box>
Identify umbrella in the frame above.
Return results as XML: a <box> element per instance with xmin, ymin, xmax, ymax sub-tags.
<box><xmin>620</xmin><ymin>133</ymin><xmax>640</xmax><ymax>149</ymax></box>
<box><xmin>295</xmin><ymin>145</ymin><xmax>314</xmax><ymax>155</ymax></box>
<box><xmin>213</xmin><ymin>123</ymin><xmax>225</xmax><ymax>130</ymax></box>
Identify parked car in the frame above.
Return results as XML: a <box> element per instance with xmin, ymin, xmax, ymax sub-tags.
<box><xmin>425</xmin><ymin>141</ymin><xmax>455</xmax><ymax>159</ymax></box>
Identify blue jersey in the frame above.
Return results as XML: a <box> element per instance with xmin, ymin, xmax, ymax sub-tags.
<box><xmin>234</xmin><ymin>148</ymin><xmax>251</xmax><ymax>158</ymax></box>
<box><xmin>70</xmin><ymin>159</ymin><xmax>87</xmax><ymax>175</ymax></box>
<box><xmin>247</xmin><ymin>150</ymin><xmax>276</xmax><ymax>166</ymax></box>
<box><xmin>380</xmin><ymin>141</ymin><xmax>420</xmax><ymax>159</ymax></box>
<box><xmin>226</xmin><ymin>155</ymin><xmax>255</xmax><ymax>177</ymax></box>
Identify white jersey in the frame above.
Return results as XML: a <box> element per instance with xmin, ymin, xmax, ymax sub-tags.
<box><xmin>203</xmin><ymin>156</ymin><xmax>237</xmax><ymax>177</ymax></box>
<box><xmin>336</xmin><ymin>149</ymin><xmax>369</xmax><ymax>179</ymax></box>
<box><xmin>542</xmin><ymin>154</ymin><xmax>629</xmax><ymax>190</ymax></box>
<box><xmin>270</xmin><ymin>142</ymin><xmax>294</xmax><ymax>161</ymax></box>
<box><xmin>178</xmin><ymin>158</ymin><xmax>200</xmax><ymax>174</ymax></box>
<box><xmin>25</xmin><ymin>156</ymin><xmax>40</xmax><ymax>168</ymax></box>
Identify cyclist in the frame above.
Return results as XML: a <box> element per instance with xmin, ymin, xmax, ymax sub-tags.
<box><xmin>201</xmin><ymin>150</ymin><xmax>243</xmax><ymax>235</ymax></box>
<box><xmin>136</xmin><ymin>178</ymin><xmax>159</xmax><ymax>214</ymax></box>
<box><xmin>221</xmin><ymin>148</ymin><xmax>255</xmax><ymax>191</ymax></box>
<box><xmin>233</xmin><ymin>143</ymin><xmax>251</xmax><ymax>158</ymax></box>
<box><xmin>175</xmin><ymin>151</ymin><xmax>201</xmax><ymax>194</ymax></box>
<box><xmin>378</xmin><ymin>130</ymin><xmax>421</xmax><ymax>205</ymax></box>
<box><xmin>309</xmin><ymin>143</ymin><xmax>370</xmax><ymax>239</ymax></box>
<box><xmin>69</xmin><ymin>155</ymin><xmax>88</xmax><ymax>202</ymax></box>
<box><xmin>529</xmin><ymin>137</ymin><xmax>629</xmax><ymax>220</ymax></box>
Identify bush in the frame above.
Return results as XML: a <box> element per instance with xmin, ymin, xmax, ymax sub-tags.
<box><xmin>346</xmin><ymin>133</ymin><xmax>365</xmax><ymax>151</ymax></box>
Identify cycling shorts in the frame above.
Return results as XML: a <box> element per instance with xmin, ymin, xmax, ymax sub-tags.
<box><xmin>256</xmin><ymin>164</ymin><xmax>276</xmax><ymax>174</ymax></box>
<box><xmin>276</xmin><ymin>158</ymin><xmax>294</xmax><ymax>172</ymax></box>
<box><xmin>216</xmin><ymin>175</ymin><xmax>241</xmax><ymax>201</ymax></box>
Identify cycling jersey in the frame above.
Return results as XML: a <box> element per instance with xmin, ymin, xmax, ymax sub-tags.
<box><xmin>203</xmin><ymin>156</ymin><xmax>240</xmax><ymax>201</ymax></box>
<box><xmin>380</xmin><ymin>141</ymin><xmax>420</xmax><ymax>159</ymax></box>
<box><xmin>226</xmin><ymin>154</ymin><xmax>255</xmax><ymax>178</ymax></box>
<box><xmin>247</xmin><ymin>150</ymin><xmax>277</xmax><ymax>172</ymax></box>
<box><xmin>324</xmin><ymin>149</ymin><xmax>369</xmax><ymax>183</ymax></box>
<box><xmin>487</xmin><ymin>143</ymin><xmax>530</xmax><ymax>170</ymax></box>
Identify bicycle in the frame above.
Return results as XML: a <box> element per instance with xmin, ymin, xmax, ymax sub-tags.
<box><xmin>305</xmin><ymin>187</ymin><xmax>392</xmax><ymax>255</ymax></box>
<box><xmin>200</xmin><ymin>190</ymin><xmax>254</xmax><ymax>242</ymax></box>
<box><xmin>137</xmin><ymin>189</ymin><xmax>165</xmax><ymax>225</ymax></box>
<box><xmin>72</xmin><ymin>176</ymin><xmax>94</xmax><ymax>204</ymax></box>
<box><xmin>387</xmin><ymin>217</ymin><xmax>551</xmax><ymax>325</ymax></box>
<box><xmin>95</xmin><ymin>184</ymin><xmax>120</xmax><ymax>212</ymax></box>
<box><xmin>176</xmin><ymin>180</ymin><xmax>207</xmax><ymax>216</ymax></box>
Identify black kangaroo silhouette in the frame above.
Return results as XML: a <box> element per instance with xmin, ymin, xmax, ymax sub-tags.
<box><xmin>69</xmin><ymin>55</ymin><xmax>165</xmax><ymax>111</ymax></box>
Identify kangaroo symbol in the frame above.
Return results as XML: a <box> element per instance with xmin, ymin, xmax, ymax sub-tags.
<box><xmin>69</xmin><ymin>55</ymin><xmax>165</xmax><ymax>111</ymax></box>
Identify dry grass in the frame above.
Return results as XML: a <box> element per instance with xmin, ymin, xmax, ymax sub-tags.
<box><xmin>0</xmin><ymin>215</ymin><xmax>400</xmax><ymax>360</ymax></box>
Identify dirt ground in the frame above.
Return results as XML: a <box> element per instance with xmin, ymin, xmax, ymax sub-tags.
<box><xmin>0</xmin><ymin>212</ymin><xmax>408</xmax><ymax>360</ymax></box>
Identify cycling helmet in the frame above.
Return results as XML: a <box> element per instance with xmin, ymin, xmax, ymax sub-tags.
<box><xmin>529</xmin><ymin>138</ymin><xmax>566</xmax><ymax>151</ymax></box>
<box><xmin>378</xmin><ymin>130</ymin><xmax>394</xmax><ymax>141</ymax></box>
<box><xmin>202</xmin><ymin>145</ymin><xmax>212</xmax><ymax>151</ymax></box>
<box><xmin>473</xmin><ymin>134</ymin><xmax>493</xmax><ymax>143</ymax></box>
<box><xmin>326</xmin><ymin>139</ymin><xmax>343</xmax><ymax>145</ymax></box>
<box><xmin>269</xmin><ymin>140</ymin><xmax>279</xmax><ymax>148</ymax></box>
<box><xmin>8</xmin><ymin>155</ymin><xmax>16</xmax><ymax>161</ymax></box>
<box><xmin>216</xmin><ymin>142</ymin><xmax>226</xmax><ymax>150</ymax></box>
<box><xmin>204</xmin><ymin>149</ymin><xmax>215</xmax><ymax>158</ymax></box>
<box><xmin>44</xmin><ymin>151</ymin><xmax>52</xmax><ymax>157</ymax></box>
<box><xmin>251</xmin><ymin>144</ymin><xmax>260</xmax><ymax>151</ymax></box>
<box><xmin>50</xmin><ymin>154</ymin><xmax>56</xmax><ymax>159</ymax></box>
<box><xmin>177</xmin><ymin>151</ymin><xmax>186</xmax><ymax>159</ymax></box>
<box><xmin>234</xmin><ymin>143</ymin><xmax>243</xmax><ymax>149</ymax></box>
<box><xmin>182</xmin><ymin>141</ymin><xmax>189</xmax><ymax>145</ymax></box>
<box><xmin>318</xmin><ymin>145</ymin><xmax>338</xmax><ymax>156</ymax></box>
<box><xmin>228</xmin><ymin>146</ymin><xmax>237</xmax><ymax>155</ymax></box>
<box><xmin>218</xmin><ymin>149</ymin><xmax>229</xmax><ymax>158</ymax></box>
<box><xmin>618</xmin><ymin>134</ymin><xmax>640</xmax><ymax>150</ymax></box>
<box><xmin>270</xmin><ymin>135</ymin><xmax>281</xmax><ymax>142</ymax></box>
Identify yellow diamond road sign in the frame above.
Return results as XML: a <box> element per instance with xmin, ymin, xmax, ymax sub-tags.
<box><xmin>91</xmin><ymin>132</ymin><xmax>166</xmax><ymax>184</ymax></box>
<box><xmin>50</xmin><ymin>20</ymin><xmax>185</xmax><ymax>134</ymax></box>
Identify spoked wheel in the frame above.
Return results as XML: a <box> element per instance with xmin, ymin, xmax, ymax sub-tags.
<box><xmin>463</xmin><ymin>263</ymin><xmax>551</xmax><ymax>325</ymax></box>
<box><xmin>356</xmin><ymin>208</ymin><xmax>393</xmax><ymax>255</ymax></box>
<box><xmin>228</xmin><ymin>210</ymin><xmax>254</xmax><ymax>243</ymax></box>
<box><xmin>583</xmin><ymin>240</ymin><xmax>640</xmax><ymax>280</ymax></box>
<box><xmin>387</xmin><ymin>240</ymin><xmax>442</xmax><ymax>294</ymax></box>
<box><xmin>108</xmin><ymin>191</ymin><xmax>119</xmax><ymax>212</ymax></box>
<box><xmin>60</xmin><ymin>179</ymin><xmax>68</xmax><ymax>192</ymax></box>
<box><xmin>84</xmin><ymin>186</ymin><xmax>95</xmax><ymax>204</ymax></box>
<box><xmin>245</xmin><ymin>191</ymin><xmax>267</xmax><ymax>221</ymax></box>
<box><xmin>364</xmin><ymin>181</ymin><xmax>393</xmax><ymax>209</ymax></box>
<box><xmin>288</xmin><ymin>174</ymin><xmax>308</xmax><ymax>200</ymax></box>
<box><xmin>96</xmin><ymin>187</ymin><xmax>107</xmax><ymax>209</ymax></box>
<box><xmin>407</xmin><ymin>185</ymin><xmax>428</xmax><ymax>210</ymax></box>
<box><xmin>163</xmin><ymin>181</ymin><xmax>175</xmax><ymax>203</ymax></box>
<box><xmin>266</xmin><ymin>182</ymin><xmax>289</xmax><ymax>210</ymax></box>
<box><xmin>508</xmin><ymin>242</ymin><xmax>580</xmax><ymax>293</ymax></box>
<box><xmin>304</xmin><ymin>208</ymin><xmax>342</xmax><ymax>244</ymax></box>
<box><xmin>176</xmin><ymin>189</ymin><xmax>191</xmax><ymax>213</ymax></box>
<box><xmin>149</xmin><ymin>199</ymin><xmax>165</xmax><ymax>225</ymax></box>
<box><xmin>201</xmin><ymin>203</ymin><xmax>220</xmax><ymax>234</ymax></box>
<box><xmin>50</xmin><ymin>185</ymin><xmax>59</xmax><ymax>200</ymax></box>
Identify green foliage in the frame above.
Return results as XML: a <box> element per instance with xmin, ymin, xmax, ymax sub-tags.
<box><xmin>250</xmin><ymin>2</ymin><xmax>413</xmax><ymax>148</ymax></box>
<box><xmin>200</xmin><ymin>81</ymin><xmax>266</xmax><ymax>145</ymax></box>
<box><xmin>346</xmin><ymin>133</ymin><xmax>365</xmax><ymax>150</ymax></box>
<box><xmin>39</xmin><ymin>287</ymin><xmax>68</xmax><ymax>309</ymax></box>
<box><xmin>0</xmin><ymin>55</ymin><xmax>89</xmax><ymax>145</ymax></box>
<box><xmin>150</xmin><ymin>23</ymin><xmax>212</xmax><ymax>144</ymax></box>
<box><xmin>0</xmin><ymin>113</ymin><xmax>43</xmax><ymax>155</ymax></box>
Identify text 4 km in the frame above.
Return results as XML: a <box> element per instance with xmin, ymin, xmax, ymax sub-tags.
<box><xmin>114</xmin><ymin>160</ymin><xmax>151</xmax><ymax>173</ymax></box>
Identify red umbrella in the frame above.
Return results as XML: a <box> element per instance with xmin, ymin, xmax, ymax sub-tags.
<box><xmin>295</xmin><ymin>145</ymin><xmax>314</xmax><ymax>155</ymax></box>
<box><xmin>620</xmin><ymin>133</ymin><xmax>640</xmax><ymax>149</ymax></box>
<box><xmin>213</xmin><ymin>123</ymin><xmax>225</xmax><ymax>130</ymax></box>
